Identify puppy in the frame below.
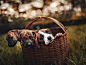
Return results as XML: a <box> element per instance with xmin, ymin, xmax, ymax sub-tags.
<box><xmin>35</xmin><ymin>32</ymin><xmax>44</xmax><ymax>49</ymax></box>
<box><xmin>35</xmin><ymin>28</ymin><xmax>63</xmax><ymax>49</ymax></box>
<box><xmin>38</xmin><ymin>28</ymin><xmax>54</xmax><ymax>45</ymax></box>
<box><xmin>35</xmin><ymin>28</ymin><xmax>54</xmax><ymax>49</ymax></box>
<box><xmin>6</xmin><ymin>29</ymin><xmax>22</xmax><ymax>47</ymax></box>
<box><xmin>6</xmin><ymin>29</ymin><xmax>36</xmax><ymax>48</ymax></box>
<box><xmin>18</xmin><ymin>30</ymin><xmax>36</xmax><ymax>48</ymax></box>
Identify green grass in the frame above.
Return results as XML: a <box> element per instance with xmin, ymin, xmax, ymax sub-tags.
<box><xmin>66</xmin><ymin>24</ymin><xmax>86</xmax><ymax>65</ymax></box>
<box><xmin>0</xmin><ymin>24</ymin><xmax>86</xmax><ymax>65</ymax></box>
<box><xmin>0</xmin><ymin>34</ymin><xmax>23</xmax><ymax>65</ymax></box>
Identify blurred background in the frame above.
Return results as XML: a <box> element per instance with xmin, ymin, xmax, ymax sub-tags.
<box><xmin>0</xmin><ymin>0</ymin><xmax>86</xmax><ymax>33</ymax></box>
<box><xmin>0</xmin><ymin>0</ymin><xmax>86</xmax><ymax>65</ymax></box>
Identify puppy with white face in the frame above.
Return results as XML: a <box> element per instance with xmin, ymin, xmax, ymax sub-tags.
<box><xmin>36</xmin><ymin>28</ymin><xmax>63</xmax><ymax>48</ymax></box>
<box><xmin>35</xmin><ymin>28</ymin><xmax>55</xmax><ymax>49</ymax></box>
<box><xmin>38</xmin><ymin>28</ymin><xmax>55</xmax><ymax>45</ymax></box>
<box><xmin>18</xmin><ymin>30</ymin><xmax>36</xmax><ymax>48</ymax></box>
<box><xmin>35</xmin><ymin>29</ymin><xmax>54</xmax><ymax>49</ymax></box>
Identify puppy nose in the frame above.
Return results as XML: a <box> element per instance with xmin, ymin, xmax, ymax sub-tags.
<box><xmin>47</xmin><ymin>36</ymin><xmax>51</xmax><ymax>40</ymax></box>
<box><xmin>28</xmin><ymin>43</ymin><xmax>34</xmax><ymax>47</ymax></box>
<box><xmin>28</xmin><ymin>43</ymin><xmax>31</xmax><ymax>45</ymax></box>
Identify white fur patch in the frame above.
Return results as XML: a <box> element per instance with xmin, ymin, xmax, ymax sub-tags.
<box><xmin>38</xmin><ymin>30</ymin><xmax>54</xmax><ymax>45</ymax></box>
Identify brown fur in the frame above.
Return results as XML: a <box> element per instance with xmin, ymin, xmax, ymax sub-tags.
<box><xmin>6</xmin><ymin>29</ymin><xmax>22</xmax><ymax>47</ymax></box>
<box><xmin>6</xmin><ymin>29</ymin><xmax>36</xmax><ymax>47</ymax></box>
<box><xmin>18</xmin><ymin>30</ymin><xmax>36</xmax><ymax>48</ymax></box>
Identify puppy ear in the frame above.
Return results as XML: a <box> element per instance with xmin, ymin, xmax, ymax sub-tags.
<box><xmin>40</xmin><ymin>34</ymin><xmax>44</xmax><ymax>40</ymax></box>
<box><xmin>20</xmin><ymin>33</ymin><xmax>24</xmax><ymax>39</ymax></box>
<box><xmin>18</xmin><ymin>32</ymin><xmax>24</xmax><ymax>41</ymax></box>
<box><xmin>32</xmin><ymin>32</ymin><xmax>36</xmax><ymax>38</ymax></box>
<box><xmin>18</xmin><ymin>34</ymin><xmax>21</xmax><ymax>41</ymax></box>
<box><xmin>35</xmin><ymin>37</ymin><xmax>40</xmax><ymax>50</ymax></box>
<box><xmin>45</xmin><ymin>30</ymin><xmax>50</xmax><ymax>34</ymax></box>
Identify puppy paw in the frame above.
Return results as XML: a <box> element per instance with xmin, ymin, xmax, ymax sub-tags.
<box><xmin>56</xmin><ymin>33</ymin><xmax>63</xmax><ymax>37</ymax></box>
<box><xmin>54</xmin><ymin>33</ymin><xmax>63</xmax><ymax>39</ymax></box>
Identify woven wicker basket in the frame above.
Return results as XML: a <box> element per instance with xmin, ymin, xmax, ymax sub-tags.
<box><xmin>22</xmin><ymin>17</ymin><xmax>69</xmax><ymax>65</ymax></box>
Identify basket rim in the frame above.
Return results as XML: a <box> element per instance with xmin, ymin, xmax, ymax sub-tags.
<box><xmin>25</xmin><ymin>16</ymin><xmax>67</xmax><ymax>32</ymax></box>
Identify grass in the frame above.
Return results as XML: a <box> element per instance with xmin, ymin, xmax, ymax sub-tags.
<box><xmin>0</xmin><ymin>24</ymin><xmax>86</xmax><ymax>65</ymax></box>
<box><xmin>0</xmin><ymin>34</ymin><xmax>23</xmax><ymax>65</ymax></box>
<box><xmin>66</xmin><ymin>24</ymin><xmax>86</xmax><ymax>65</ymax></box>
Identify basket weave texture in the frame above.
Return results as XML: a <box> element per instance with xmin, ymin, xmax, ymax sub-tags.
<box><xmin>22</xmin><ymin>17</ymin><xmax>69</xmax><ymax>65</ymax></box>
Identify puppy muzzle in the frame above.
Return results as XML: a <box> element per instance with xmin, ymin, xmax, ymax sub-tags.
<box><xmin>8</xmin><ymin>41</ymin><xmax>17</xmax><ymax>47</ymax></box>
<box><xmin>38</xmin><ymin>30</ymin><xmax>54</xmax><ymax>45</ymax></box>
<box><xmin>28</xmin><ymin>43</ymin><xmax>34</xmax><ymax>47</ymax></box>
<box><xmin>47</xmin><ymin>36</ymin><xmax>52</xmax><ymax>41</ymax></box>
<box><xmin>24</xmin><ymin>42</ymin><xmax>34</xmax><ymax>48</ymax></box>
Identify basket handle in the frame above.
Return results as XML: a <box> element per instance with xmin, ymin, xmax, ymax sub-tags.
<box><xmin>25</xmin><ymin>17</ymin><xmax>66</xmax><ymax>32</ymax></box>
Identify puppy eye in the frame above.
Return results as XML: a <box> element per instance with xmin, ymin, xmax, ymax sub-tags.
<box><xmin>40</xmin><ymin>34</ymin><xmax>44</xmax><ymax>40</ymax></box>
<box><xmin>29</xmin><ymin>36</ymin><xmax>33</xmax><ymax>40</ymax></box>
<box><xmin>22</xmin><ymin>37</ymin><xmax>26</xmax><ymax>41</ymax></box>
<box><xmin>10</xmin><ymin>37</ymin><xmax>13</xmax><ymax>39</ymax></box>
<box><xmin>46</xmin><ymin>31</ymin><xmax>50</xmax><ymax>34</ymax></box>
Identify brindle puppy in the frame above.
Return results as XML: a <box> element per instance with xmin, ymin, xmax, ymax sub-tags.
<box><xmin>6</xmin><ymin>29</ymin><xmax>36</xmax><ymax>48</ymax></box>
<box><xmin>18</xmin><ymin>30</ymin><xmax>36</xmax><ymax>48</ymax></box>
<box><xmin>6</xmin><ymin>29</ymin><xmax>22</xmax><ymax>47</ymax></box>
<box><xmin>35</xmin><ymin>32</ymin><xmax>44</xmax><ymax>49</ymax></box>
